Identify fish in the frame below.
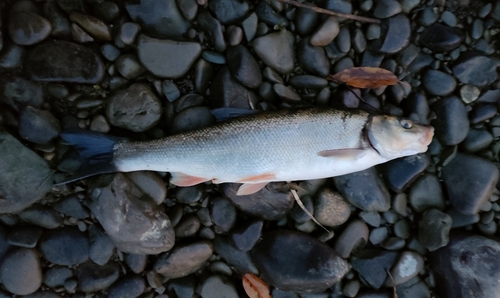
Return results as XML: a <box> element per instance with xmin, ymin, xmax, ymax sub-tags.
<box><xmin>59</xmin><ymin>107</ymin><xmax>434</xmax><ymax>195</ymax></box>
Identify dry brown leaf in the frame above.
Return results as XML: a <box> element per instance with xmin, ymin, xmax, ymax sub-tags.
<box><xmin>328</xmin><ymin>67</ymin><xmax>399</xmax><ymax>89</ymax></box>
<box><xmin>242</xmin><ymin>273</ymin><xmax>272</xmax><ymax>298</ymax></box>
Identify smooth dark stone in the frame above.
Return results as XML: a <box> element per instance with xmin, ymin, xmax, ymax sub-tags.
<box><xmin>408</xmin><ymin>174</ymin><xmax>445</xmax><ymax>213</ymax></box>
<box><xmin>442</xmin><ymin>153</ymin><xmax>499</xmax><ymax>215</ymax></box>
<box><xmin>174</xmin><ymin>214</ymin><xmax>201</xmax><ymax>238</ymax></box>
<box><xmin>56</xmin><ymin>0</ymin><xmax>87</xmax><ymax>13</ymax></box>
<box><xmin>255</xmin><ymin>2</ymin><xmax>288</xmax><ymax>27</ymax></box>
<box><xmin>252</xmin><ymin>230</ymin><xmax>350</xmax><ymax>292</ymax></box>
<box><xmin>477</xmin><ymin>89</ymin><xmax>500</xmax><ymax>103</ymax></box>
<box><xmin>43</xmin><ymin>2</ymin><xmax>71</xmax><ymax>38</ymax></box>
<box><xmin>87</xmin><ymin>174</ymin><xmax>175</xmax><ymax>254</ymax></box>
<box><xmin>77</xmin><ymin>261</ymin><xmax>120</xmax><ymax>292</ymax></box>
<box><xmin>9</xmin><ymin>12</ymin><xmax>52</xmax><ymax>46</ymax></box>
<box><xmin>324</xmin><ymin>0</ymin><xmax>352</xmax><ymax>14</ymax></box>
<box><xmin>230</xmin><ymin>220</ymin><xmax>263</xmax><ymax>251</ymax></box>
<box><xmin>44</xmin><ymin>266</ymin><xmax>73</xmax><ymax>288</ymax></box>
<box><xmin>297</xmin><ymin>37</ymin><xmax>329</xmax><ymax>77</ymax></box>
<box><xmin>195</xmin><ymin>59</ymin><xmax>215</xmax><ymax>95</ymax></box>
<box><xmin>417</xmin><ymin>6</ymin><xmax>438</xmax><ymax>26</ymax></box>
<box><xmin>52</xmin><ymin>196</ymin><xmax>89</xmax><ymax>219</ymax></box>
<box><xmin>100</xmin><ymin>43</ymin><xmax>120</xmax><ymax>61</ymax></box>
<box><xmin>408</xmin><ymin>53</ymin><xmax>433</xmax><ymax>73</ymax></box>
<box><xmin>452</xmin><ymin>51</ymin><xmax>500</xmax><ymax>87</ymax></box>
<box><xmin>252</xmin><ymin>30</ymin><xmax>295</xmax><ymax>74</ymax></box>
<box><xmin>431</xmin><ymin>96</ymin><xmax>469</xmax><ymax>146</ymax></box>
<box><xmin>418</xmin><ymin>209</ymin><xmax>452</xmax><ymax>251</ymax></box>
<box><xmin>403</xmin><ymin>92</ymin><xmax>430</xmax><ymax>125</ymax></box>
<box><xmin>290</xmin><ymin>195</ymin><xmax>314</xmax><ymax>224</ymax></box>
<box><xmin>1</xmin><ymin>76</ymin><xmax>43</xmax><ymax>111</ymax></box>
<box><xmin>351</xmin><ymin>249</ymin><xmax>398</xmax><ymax>289</ymax></box>
<box><xmin>19</xmin><ymin>206</ymin><xmax>62</xmax><ymax>229</ymax></box>
<box><xmin>125</xmin><ymin>0</ymin><xmax>190</xmax><ymax>38</ymax></box>
<box><xmin>334</xmin><ymin>167</ymin><xmax>391</xmax><ymax>212</ymax></box>
<box><xmin>108</xmin><ymin>275</ymin><xmax>145</xmax><ymax>298</ymax></box>
<box><xmin>174</xmin><ymin>185</ymin><xmax>203</xmax><ymax>204</ymax></box>
<box><xmin>222</xmin><ymin>183</ymin><xmax>294</xmax><ymax>221</ymax></box>
<box><xmin>226</xmin><ymin>45</ymin><xmax>262</xmax><ymax>88</ymax></box>
<box><xmin>0</xmin><ymin>248</ymin><xmax>42</xmax><ymax>295</ymax></box>
<box><xmin>214</xmin><ymin>236</ymin><xmax>259</xmax><ymax>274</ymax></box>
<box><xmin>373</xmin><ymin>0</ymin><xmax>402</xmax><ymax>18</ymax></box>
<box><xmin>39</xmin><ymin>227</ymin><xmax>89</xmax><ymax>266</ymax></box>
<box><xmin>200</xmin><ymin>275</ymin><xmax>238</xmax><ymax>298</ymax></box>
<box><xmin>419</xmin><ymin>23</ymin><xmax>464</xmax><ymax>52</ymax></box>
<box><xmin>289</xmin><ymin>75</ymin><xmax>328</xmax><ymax>89</ymax></box>
<box><xmin>69</xmin><ymin>13</ymin><xmax>111</xmax><ymax>41</ymax></box>
<box><xmin>242</xmin><ymin>12</ymin><xmax>258</xmax><ymax>41</ymax></box>
<box><xmin>462</xmin><ymin>129</ymin><xmax>493</xmax><ymax>152</ymax></box>
<box><xmin>167</xmin><ymin>276</ymin><xmax>196</xmax><ymax>298</ymax></box>
<box><xmin>209</xmin><ymin>0</ymin><xmax>250</xmax><ymax>24</ymax></box>
<box><xmin>430</xmin><ymin>233</ymin><xmax>500</xmax><ymax>298</ymax></box>
<box><xmin>88</xmin><ymin>224</ymin><xmax>115</xmax><ymax>266</ymax></box>
<box><xmin>470</xmin><ymin>104</ymin><xmax>497</xmax><ymax>124</ymax></box>
<box><xmin>26</xmin><ymin>41</ymin><xmax>104</xmax><ymax>83</ymax></box>
<box><xmin>18</xmin><ymin>106</ymin><xmax>60</xmax><ymax>144</ymax></box>
<box><xmin>423</xmin><ymin>69</ymin><xmax>456</xmax><ymax>96</ymax></box>
<box><xmin>202</xmin><ymin>50</ymin><xmax>226</xmax><ymax>64</ymax></box>
<box><xmin>384</xmin><ymin>154</ymin><xmax>430</xmax><ymax>192</ymax></box>
<box><xmin>294</xmin><ymin>4</ymin><xmax>319</xmax><ymax>36</ymax></box>
<box><xmin>210</xmin><ymin>66</ymin><xmax>258</xmax><ymax>108</ymax></box>
<box><xmin>115</xmin><ymin>53</ymin><xmax>145</xmax><ymax>79</ymax></box>
<box><xmin>154</xmin><ymin>241</ymin><xmax>213</xmax><ymax>278</ymax></box>
<box><xmin>0</xmin><ymin>43</ymin><xmax>24</xmax><ymax>69</ymax></box>
<box><xmin>7</xmin><ymin>226</ymin><xmax>42</xmax><ymax>248</ymax></box>
<box><xmin>92</xmin><ymin>1</ymin><xmax>121</xmax><ymax>23</ymax></box>
<box><xmin>198</xmin><ymin>9</ymin><xmax>226</xmax><ymax>52</ymax></box>
<box><xmin>170</xmin><ymin>106</ymin><xmax>215</xmax><ymax>134</ymax></box>
<box><xmin>370</xmin><ymin>14</ymin><xmax>410</xmax><ymax>54</ymax></box>
<box><xmin>211</xmin><ymin>197</ymin><xmax>237</xmax><ymax>233</ymax></box>
<box><xmin>118</xmin><ymin>22</ymin><xmax>141</xmax><ymax>45</ymax></box>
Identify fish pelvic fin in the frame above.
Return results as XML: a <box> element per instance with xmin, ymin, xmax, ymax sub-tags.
<box><xmin>236</xmin><ymin>182</ymin><xmax>269</xmax><ymax>195</ymax></box>
<box><xmin>57</xmin><ymin>129</ymin><xmax>124</xmax><ymax>185</ymax></box>
<box><xmin>170</xmin><ymin>172</ymin><xmax>209</xmax><ymax>187</ymax></box>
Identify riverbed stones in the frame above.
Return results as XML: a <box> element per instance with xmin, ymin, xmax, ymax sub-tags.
<box><xmin>252</xmin><ymin>30</ymin><xmax>295</xmax><ymax>74</ymax></box>
<box><xmin>8</xmin><ymin>12</ymin><xmax>52</xmax><ymax>45</ymax></box>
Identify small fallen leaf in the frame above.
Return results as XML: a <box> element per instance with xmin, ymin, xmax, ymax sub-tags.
<box><xmin>328</xmin><ymin>67</ymin><xmax>399</xmax><ymax>89</ymax></box>
<box><xmin>242</xmin><ymin>273</ymin><xmax>272</xmax><ymax>298</ymax></box>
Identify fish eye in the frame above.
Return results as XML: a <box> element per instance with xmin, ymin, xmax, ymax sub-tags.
<box><xmin>399</xmin><ymin>119</ymin><xmax>413</xmax><ymax>129</ymax></box>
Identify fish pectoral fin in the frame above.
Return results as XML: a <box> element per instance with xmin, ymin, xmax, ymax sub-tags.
<box><xmin>170</xmin><ymin>172</ymin><xmax>209</xmax><ymax>187</ymax></box>
<box><xmin>317</xmin><ymin>148</ymin><xmax>368</xmax><ymax>160</ymax></box>
<box><xmin>236</xmin><ymin>182</ymin><xmax>269</xmax><ymax>196</ymax></box>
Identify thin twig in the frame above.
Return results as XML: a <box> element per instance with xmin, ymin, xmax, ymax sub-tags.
<box><xmin>277</xmin><ymin>0</ymin><xmax>381</xmax><ymax>24</ymax></box>
<box><xmin>288</xmin><ymin>181</ymin><xmax>331</xmax><ymax>233</ymax></box>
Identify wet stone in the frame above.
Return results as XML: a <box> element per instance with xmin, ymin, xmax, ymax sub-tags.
<box><xmin>371</xmin><ymin>14</ymin><xmax>410</xmax><ymax>54</ymax></box>
<box><xmin>255</xmin><ymin>2</ymin><xmax>288</xmax><ymax>27</ymax></box>
<box><xmin>8</xmin><ymin>12</ymin><xmax>52</xmax><ymax>46</ymax></box>
<box><xmin>214</xmin><ymin>236</ymin><xmax>259</xmax><ymax>274</ymax></box>
<box><xmin>0</xmin><ymin>248</ymin><xmax>42</xmax><ymax>295</ymax></box>
<box><xmin>105</xmin><ymin>83</ymin><xmax>162</xmax><ymax>132</ymax></box>
<box><xmin>174</xmin><ymin>214</ymin><xmax>201</xmax><ymax>237</ymax></box>
<box><xmin>297</xmin><ymin>37</ymin><xmax>329</xmax><ymax>77</ymax></box>
<box><xmin>463</xmin><ymin>129</ymin><xmax>493</xmax><ymax>152</ymax></box>
<box><xmin>373</xmin><ymin>0</ymin><xmax>402</xmax><ymax>18</ymax></box>
<box><xmin>26</xmin><ymin>41</ymin><xmax>104</xmax><ymax>84</ymax></box>
<box><xmin>198</xmin><ymin>9</ymin><xmax>226</xmax><ymax>52</ymax></box>
<box><xmin>310</xmin><ymin>16</ymin><xmax>340</xmax><ymax>47</ymax></box>
<box><xmin>88</xmin><ymin>224</ymin><xmax>115</xmax><ymax>266</ymax></box>
<box><xmin>77</xmin><ymin>261</ymin><xmax>120</xmax><ymax>292</ymax></box>
<box><xmin>118</xmin><ymin>22</ymin><xmax>141</xmax><ymax>45</ymax></box>
<box><xmin>230</xmin><ymin>220</ymin><xmax>263</xmax><ymax>251</ymax></box>
<box><xmin>170</xmin><ymin>106</ymin><xmax>215</xmax><ymax>134</ymax></box>
<box><xmin>418</xmin><ymin>209</ymin><xmax>452</xmax><ymax>251</ymax></box>
<box><xmin>125</xmin><ymin>0</ymin><xmax>190</xmax><ymax>39</ymax></box>
<box><xmin>294</xmin><ymin>3</ymin><xmax>320</xmax><ymax>36</ymax></box>
<box><xmin>430</xmin><ymin>233</ymin><xmax>500</xmax><ymax>298</ymax></box>
<box><xmin>69</xmin><ymin>13</ymin><xmax>111</xmax><ymax>41</ymax></box>
<box><xmin>226</xmin><ymin>45</ymin><xmax>262</xmax><ymax>89</ymax></box>
<box><xmin>351</xmin><ymin>250</ymin><xmax>398</xmax><ymax>289</ymax></box>
<box><xmin>115</xmin><ymin>54</ymin><xmax>146</xmax><ymax>79</ymax></box>
<box><xmin>108</xmin><ymin>275</ymin><xmax>145</xmax><ymax>298</ymax></box>
<box><xmin>19</xmin><ymin>206</ymin><xmax>62</xmax><ymax>229</ymax></box>
<box><xmin>334</xmin><ymin>167</ymin><xmax>391</xmax><ymax>212</ymax></box>
<box><xmin>408</xmin><ymin>174</ymin><xmax>445</xmax><ymax>213</ymax></box>
<box><xmin>423</xmin><ymin>69</ymin><xmax>456</xmax><ymax>96</ymax></box>
<box><xmin>209</xmin><ymin>0</ymin><xmax>250</xmax><ymax>24</ymax></box>
<box><xmin>87</xmin><ymin>174</ymin><xmax>175</xmax><ymax>254</ymax></box>
<box><xmin>442</xmin><ymin>153</ymin><xmax>499</xmax><ymax>215</ymax></box>
<box><xmin>7</xmin><ymin>226</ymin><xmax>42</xmax><ymax>248</ymax></box>
<box><xmin>253</xmin><ymin>30</ymin><xmax>295</xmax><ymax>74</ymax></box>
<box><xmin>211</xmin><ymin>197</ymin><xmax>237</xmax><ymax>233</ymax></box>
<box><xmin>162</xmin><ymin>80</ymin><xmax>181</xmax><ymax>102</ymax></box>
<box><xmin>52</xmin><ymin>196</ymin><xmax>89</xmax><ymax>219</ymax></box>
<box><xmin>452</xmin><ymin>52</ymin><xmax>499</xmax><ymax>87</ymax></box>
<box><xmin>126</xmin><ymin>171</ymin><xmax>167</xmax><ymax>205</ymax></box>
<box><xmin>154</xmin><ymin>241</ymin><xmax>213</xmax><ymax>278</ymax></box>
<box><xmin>431</xmin><ymin>96</ymin><xmax>469</xmax><ymax>146</ymax></box>
<box><xmin>39</xmin><ymin>227</ymin><xmax>89</xmax><ymax>266</ymax></box>
<box><xmin>387</xmin><ymin>251</ymin><xmax>424</xmax><ymax>286</ymax></box>
<box><xmin>273</xmin><ymin>84</ymin><xmax>301</xmax><ymax>102</ymax></box>
<box><xmin>175</xmin><ymin>185</ymin><xmax>203</xmax><ymax>204</ymax></box>
<box><xmin>419</xmin><ymin>23</ymin><xmax>464</xmax><ymax>52</ymax></box>
<box><xmin>384</xmin><ymin>154</ymin><xmax>430</xmax><ymax>192</ymax></box>
<box><xmin>252</xmin><ymin>230</ymin><xmax>350</xmax><ymax>292</ymax></box>
<box><xmin>334</xmin><ymin>219</ymin><xmax>369</xmax><ymax>259</ymax></box>
<box><xmin>44</xmin><ymin>266</ymin><xmax>73</xmax><ymax>288</ymax></box>
<box><xmin>222</xmin><ymin>183</ymin><xmax>294</xmax><ymax>221</ymax></box>
<box><xmin>200</xmin><ymin>275</ymin><xmax>238</xmax><ymax>298</ymax></box>
<box><xmin>288</xmin><ymin>75</ymin><xmax>328</xmax><ymax>89</ymax></box>
<box><xmin>314</xmin><ymin>189</ymin><xmax>351</xmax><ymax>227</ymax></box>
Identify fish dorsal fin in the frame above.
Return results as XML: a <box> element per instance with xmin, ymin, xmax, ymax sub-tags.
<box><xmin>237</xmin><ymin>182</ymin><xmax>269</xmax><ymax>195</ymax></box>
<box><xmin>170</xmin><ymin>172</ymin><xmax>209</xmax><ymax>187</ymax></box>
<box><xmin>211</xmin><ymin>107</ymin><xmax>259</xmax><ymax>122</ymax></box>
<box><xmin>317</xmin><ymin>148</ymin><xmax>368</xmax><ymax>160</ymax></box>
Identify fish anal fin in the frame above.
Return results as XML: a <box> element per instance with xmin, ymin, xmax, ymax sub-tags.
<box><xmin>317</xmin><ymin>149</ymin><xmax>367</xmax><ymax>160</ymax></box>
<box><xmin>238</xmin><ymin>172</ymin><xmax>276</xmax><ymax>183</ymax></box>
<box><xmin>236</xmin><ymin>182</ymin><xmax>269</xmax><ymax>196</ymax></box>
<box><xmin>171</xmin><ymin>172</ymin><xmax>209</xmax><ymax>187</ymax></box>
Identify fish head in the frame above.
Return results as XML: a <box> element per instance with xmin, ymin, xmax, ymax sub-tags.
<box><xmin>366</xmin><ymin>115</ymin><xmax>434</xmax><ymax>159</ymax></box>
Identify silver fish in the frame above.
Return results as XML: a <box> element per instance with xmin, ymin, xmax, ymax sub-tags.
<box><xmin>60</xmin><ymin>108</ymin><xmax>434</xmax><ymax>195</ymax></box>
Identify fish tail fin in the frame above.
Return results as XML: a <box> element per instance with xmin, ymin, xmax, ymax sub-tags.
<box><xmin>57</xmin><ymin>129</ymin><xmax>125</xmax><ymax>185</ymax></box>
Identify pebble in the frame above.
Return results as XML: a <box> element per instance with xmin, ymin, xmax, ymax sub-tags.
<box><xmin>39</xmin><ymin>227</ymin><xmax>89</xmax><ymax>266</ymax></box>
<box><xmin>310</xmin><ymin>16</ymin><xmax>340</xmax><ymax>47</ymax></box>
<box><xmin>373</xmin><ymin>0</ymin><xmax>402</xmax><ymax>18</ymax></box>
<box><xmin>418</xmin><ymin>209</ymin><xmax>452</xmax><ymax>251</ymax></box>
<box><xmin>198</xmin><ymin>9</ymin><xmax>226</xmax><ymax>52</ymax></box>
<box><xmin>108</xmin><ymin>275</ymin><xmax>146</xmax><ymax>298</ymax></box>
<box><xmin>170</xmin><ymin>106</ymin><xmax>215</xmax><ymax>134</ymax></box>
<box><xmin>0</xmin><ymin>43</ymin><xmax>24</xmax><ymax>69</ymax></box>
<box><xmin>0</xmin><ymin>132</ymin><xmax>54</xmax><ymax>214</ymax></box>
<box><xmin>176</xmin><ymin>0</ymin><xmax>198</xmax><ymax>21</ymax></box>
<box><xmin>52</xmin><ymin>196</ymin><xmax>89</xmax><ymax>219</ymax></box>
<box><xmin>452</xmin><ymin>51</ymin><xmax>499</xmax><ymax>87</ymax></box>
<box><xmin>336</xmin><ymin>27</ymin><xmax>351</xmax><ymax>53</ymax></box>
<box><xmin>87</xmin><ymin>174</ymin><xmax>175</xmax><ymax>254</ymax></box>
<box><xmin>69</xmin><ymin>13</ymin><xmax>111</xmax><ymax>41</ymax></box>
<box><xmin>241</xmin><ymin>12</ymin><xmax>258</xmax><ymax>41</ymax></box>
<box><xmin>386</xmin><ymin>251</ymin><xmax>424</xmax><ymax>286</ymax></box>
<box><xmin>175</xmin><ymin>185</ymin><xmax>203</xmax><ymax>204</ymax></box>
<box><xmin>105</xmin><ymin>83</ymin><xmax>162</xmax><ymax>132</ymax></box>
<box><xmin>226</xmin><ymin>45</ymin><xmax>262</xmax><ymax>88</ymax></box>
<box><xmin>333</xmin><ymin>167</ymin><xmax>391</xmax><ymax>212</ymax></box>
<box><xmin>125</xmin><ymin>0</ymin><xmax>190</xmax><ymax>38</ymax></box>
<box><xmin>371</xmin><ymin>14</ymin><xmax>411</xmax><ymax>54</ymax></box>
<box><xmin>26</xmin><ymin>41</ymin><xmax>104</xmax><ymax>83</ymax></box>
<box><xmin>222</xmin><ymin>183</ymin><xmax>294</xmax><ymax>220</ymax></box>
<box><xmin>351</xmin><ymin>249</ymin><xmax>398</xmax><ymax>289</ymax></box>
<box><xmin>167</xmin><ymin>276</ymin><xmax>196</xmax><ymax>297</ymax></box>
<box><xmin>417</xmin><ymin>6</ymin><xmax>438</xmax><ymax>26</ymax></box>
<box><xmin>460</xmin><ymin>85</ymin><xmax>481</xmax><ymax>104</ymax></box>
<box><xmin>211</xmin><ymin>197</ymin><xmax>237</xmax><ymax>233</ymax></box>
<box><xmin>384</xmin><ymin>153</ymin><xmax>430</xmax><ymax>192</ymax></box>
<box><xmin>44</xmin><ymin>266</ymin><xmax>73</xmax><ymax>288</ymax></box>
<box><xmin>88</xmin><ymin>224</ymin><xmax>115</xmax><ymax>266</ymax></box>
<box><xmin>43</xmin><ymin>1</ymin><xmax>71</xmax><ymax>38</ymax></box>
<box><xmin>154</xmin><ymin>241</ymin><xmax>213</xmax><ymax>278</ymax></box>
<box><xmin>289</xmin><ymin>75</ymin><xmax>328</xmax><ymax>89</ymax></box>
<box><xmin>298</xmin><ymin>37</ymin><xmax>331</xmax><ymax>77</ymax></box>
<box><xmin>210</xmin><ymin>66</ymin><xmax>258</xmax><ymax>109</ymax></box>
<box><xmin>294</xmin><ymin>3</ymin><xmax>319</xmax><ymax>36</ymax></box>
<box><xmin>314</xmin><ymin>189</ymin><xmax>351</xmax><ymax>227</ymax></box>
<box><xmin>273</xmin><ymin>84</ymin><xmax>301</xmax><ymax>102</ymax></box>
<box><xmin>8</xmin><ymin>12</ymin><xmax>52</xmax><ymax>46</ymax></box>
<box><xmin>0</xmin><ymin>248</ymin><xmax>42</xmax><ymax>295</ymax></box>
<box><xmin>252</xmin><ymin>30</ymin><xmax>295</xmax><ymax>74</ymax></box>
<box><xmin>430</xmin><ymin>234</ymin><xmax>500</xmax><ymax>298</ymax></box>
<box><xmin>470</xmin><ymin>103</ymin><xmax>497</xmax><ymax>124</ymax></box>
<box><xmin>463</xmin><ymin>129</ymin><xmax>493</xmax><ymax>152</ymax></box>
<box><xmin>252</xmin><ymin>230</ymin><xmax>350</xmax><ymax>292</ymax></box>
<box><xmin>230</xmin><ymin>220</ymin><xmax>263</xmax><ymax>251</ymax></box>
<box><xmin>442</xmin><ymin>153</ymin><xmax>499</xmax><ymax>215</ymax></box>
<box><xmin>127</xmin><ymin>171</ymin><xmax>167</xmax><ymax>205</ymax></box>
<box><xmin>226</xmin><ymin>25</ymin><xmax>243</xmax><ymax>46</ymax></box>
<box><xmin>19</xmin><ymin>206</ymin><xmax>62</xmax><ymax>229</ymax></box>
<box><xmin>396</xmin><ymin>278</ymin><xmax>431</xmax><ymax>298</ymax></box>
<box><xmin>213</xmin><ymin>236</ymin><xmax>259</xmax><ymax>274</ymax></box>
<box><xmin>209</xmin><ymin>0</ymin><xmax>250</xmax><ymax>24</ymax></box>
<box><xmin>173</xmin><ymin>214</ymin><xmax>200</xmax><ymax>238</ymax></box>
<box><xmin>115</xmin><ymin>54</ymin><xmax>145</xmax><ymax>79</ymax></box>
<box><xmin>441</xmin><ymin>11</ymin><xmax>457</xmax><ymax>26</ymax></box>
<box><xmin>7</xmin><ymin>226</ymin><xmax>42</xmax><ymax>248</ymax></box>
<box><xmin>423</xmin><ymin>69</ymin><xmax>456</xmax><ymax>96</ymax></box>
<box><xmin>137</xmin><ymin>35</ymin><xmax>201</xmax><ymax>78</ymax></box>
<box><xmin>431</xmin><ymin>96</ymin><xmax>469</xmax><ymax>146</ymax></box>
<box><xmin>77</xmin><ymin>261</ymin><xmax>120</xmax><ymax>292</ymax></box>
<box><xmin>118</xmin><ymin>22</ymin><xmax>141</xmax><ymax>45</ymax></box>
<box><xmin>18</xmin><ymin>106</ymin><xmax>60</xmax><ymax>144</ymax></box>
<box><xmin>200</xmin><ymin>275</ymin><xmax>238</xmax><ymax>298</ymax></box>
<box><xmin>255</xmin><ymin>2</ymin><xmax>288</xmax><ymax>27</ymax></box>
<box><xmin>419</xmin><ymin>23</ymin><xmax>464</xmax><ymax>52</ymax></box>
<box><xmin>334</xmin><ymin>219</ymin><xmax>369</xmax><ymax>258</ymax></box>
<box><xmin>408</xmin><ymin>174</ymin><xmax>445</xmax><ymax>213</ymax></box>
<box><xmin>90</xmin><ymin>114</ymin><xmax>110</xmax><ymax>133</ymax></box>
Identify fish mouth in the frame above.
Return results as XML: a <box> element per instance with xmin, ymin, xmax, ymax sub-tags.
<box><xmin>418</xmin><ymin>126</ymin><xmax>435</xmax><ymax>146</ymax></box>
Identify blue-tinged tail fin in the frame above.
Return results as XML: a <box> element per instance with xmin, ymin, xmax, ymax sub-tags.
<box><xmin>57</xmin><ymin>129</ymin><xmax>125</xmax><ymax>184</ymax></box>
